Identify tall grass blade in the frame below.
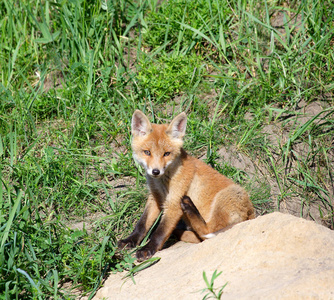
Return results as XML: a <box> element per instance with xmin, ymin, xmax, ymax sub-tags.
<box><xmin>0</xmin><ymin>191</ymin><xmax>23</xmax><ymax>254</ymax></box>
<box><xmin>17</xmin><ymin>268</ymin><xmax>42</xmax><ymax>296</ymax></box>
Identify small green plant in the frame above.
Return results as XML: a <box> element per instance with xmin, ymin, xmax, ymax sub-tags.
<box><xmin>137</xmin><ymin>54</ymin><xmax>204</xmax><ymax>100</ymax></box>
<box><xmin>201</xmin><ymin>270</ymin><xmax>227</xmax><ymax>300</ymax></box>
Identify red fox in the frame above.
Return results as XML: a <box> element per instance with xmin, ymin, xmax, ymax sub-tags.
<box><xmin>118</xmin><ymin>110</ymin><xmax>255</xmax><ymax>261</ymax></box>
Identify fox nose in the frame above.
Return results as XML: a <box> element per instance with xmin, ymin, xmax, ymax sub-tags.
<box><xmin>152</xmin><ymin>169</ymin><xmax>160</xmax><ymax>176</ymax></box>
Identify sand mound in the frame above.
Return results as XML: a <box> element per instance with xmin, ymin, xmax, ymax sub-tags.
<box><xmin>94</xmin><ymin>212</ymin><xmax>334</xmax><ymax>299</ymax></box>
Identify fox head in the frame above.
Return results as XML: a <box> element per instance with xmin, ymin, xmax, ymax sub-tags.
<box><xmin>131</xmin><ymin>110</ymin><xmax>187</xmax><ymax>178</ymax></box>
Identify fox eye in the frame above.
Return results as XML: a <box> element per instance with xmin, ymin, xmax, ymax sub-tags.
<box><xmin>163</xmin><ymin>152</ymin><xmax>171</xmax><ymax>157</ymax></box>
<box><xmin>143</xmin><ymin>150</ymin><xmax>151</xmax><ymax>156</ymax></box>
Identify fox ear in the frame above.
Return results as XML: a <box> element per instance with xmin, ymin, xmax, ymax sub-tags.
<box><xmin>166</xmin><ymin>112</ymin><xmax>187</xmax><ymax>139</ymax></box>
<box><xmin>132</xmin><ymin>110</ymin><xmax>152</xmax><ymax>136</ymax></box>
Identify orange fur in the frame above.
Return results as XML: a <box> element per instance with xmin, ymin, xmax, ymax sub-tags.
<box><xmin>118</xmin><ymin>110</ymin><xmax>255</xmax><ymax>261</ymax></box>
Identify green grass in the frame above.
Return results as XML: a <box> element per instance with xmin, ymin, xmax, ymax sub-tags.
<box><xmin>201</xmin><ymin>270</ymin><xmax>227</xmax><ymax>300</ymax></box>
<box><xmin>137</xmin><ymin>53</ymin><xmax>205</xmax><ymax>100</ymax></box>
<box><xmin>1</xmin><ymin>0</ymin><xmax>333</xmax><ymax>298</ymax></box>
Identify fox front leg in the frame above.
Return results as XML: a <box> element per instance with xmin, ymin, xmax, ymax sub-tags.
<box><xmin>118</xmin><ymin>198</ymin><xmax>160</xmax><ymax>249</ymax></box>
<box><xmin>136</xmin><ymin>207</ymin><xmax>183</xmax><ymax>261</ymax></box>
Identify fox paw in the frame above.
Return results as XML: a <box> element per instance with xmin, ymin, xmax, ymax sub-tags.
<box><xmin>181</xmin><ymin>196</ymin><xmax>198</xmax><ymax>214</ymax></box>
<box><xmin>118</xmin><ymin>238</ymin><xmax>137</xmax><ymax>249</ymax></box>
<box><xmin>136</xmin><ymin>244</ymin><xmax>157</xmax><ymax>262</ymax></box>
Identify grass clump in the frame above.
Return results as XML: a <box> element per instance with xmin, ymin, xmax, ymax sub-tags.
<box><xmin>137</xmin><ymin>53</ymin><xmax>204</xmax><ymax>100</ymax></box>
<box><xmin>0</xmin><ymin>185</ymin><xmax>111</xmax><ymax>298</ymax></box>
<box><xmin>143</xmin><ymin>0</ymin><xmax>232</xmax><ymax>53</ymax></box>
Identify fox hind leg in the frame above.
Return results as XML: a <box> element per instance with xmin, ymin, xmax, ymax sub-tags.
<box><xmin>181</xmin><ymin>196</ymin><xmax>212</xmax><ymax>239</ymax></box>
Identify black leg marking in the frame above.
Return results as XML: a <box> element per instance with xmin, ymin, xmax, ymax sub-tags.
<box><xmin>118</xmin><ymin>235</ymin><xmax>139</xmax><ymax>249</ymax></box>
<box><xmin>118</xmin><ymin>209</ymin><xmax>149</xmax><ymax>249</ymax></box>
<box><xmin>136</xmin><ymin>224</ymin><xmax>166</xmax><ymax>261</ymax></box>
<box><xmin>136</xmin><ymin>213</ymin><xmax>181</xmax><ymax>261</ymax></box>
<box><xmin>181</xmin><ymin>196</ymin><xmax>206</xmax><ymax>225</ymax></box>
<box><xmin>136</xmin><ymin>242</ymin><xmax>159</xmax><ymax>262</ymax></box>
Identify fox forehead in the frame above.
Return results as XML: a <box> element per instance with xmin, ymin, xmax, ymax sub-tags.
<box><xmin>132</xmin><ymin>124</ymin><xmax>181</xmax><ymax>153</ymax></box>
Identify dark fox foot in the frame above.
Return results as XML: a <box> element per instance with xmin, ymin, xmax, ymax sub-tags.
<box><xmin>181</xmin><ymin>196</ymin><xmax>201</xmax><ymax>216</ymax></box>
<box><xmin>136</xmin><ymin>243</ymin><xmax>158</xmax><ymax>262</ymax></box>
<box><xmin>181</xmin><ymin>196</ymin><xmax>206</xmax><ymax>224</ymax></box>
<box><xmin>118</xmin><ymin>237</ymin><xmax>138</xmax><ymax>249</ymax></box>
